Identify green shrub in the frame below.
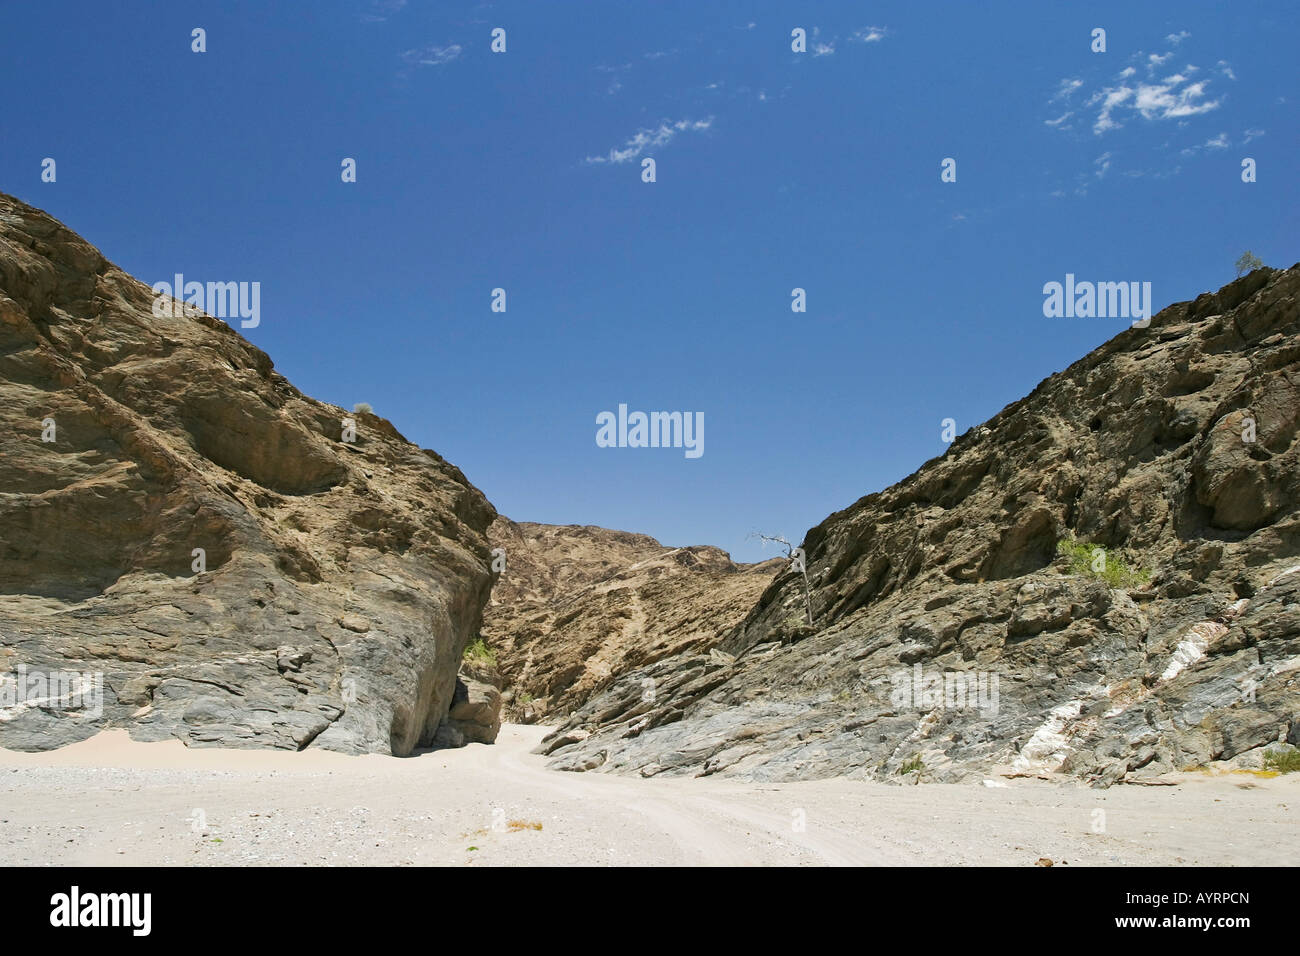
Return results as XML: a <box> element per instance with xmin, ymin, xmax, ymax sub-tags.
<box><xmin>1264</xmin><ymin>749</ymin><xmax>1300</xmax><ymax>773</ymax></box>
<box><xmin>1056</xmin><ymin>536</ymin><xmax>1151</xmax><ymax>589</ymax></box>
<box><xmin>464</xmin><ymin>637</ymin><xmax>496</xmax><ymax>667</ymax></box>
<box><xmin>898</xmin><ymin>755</ymin><xmax>924</xmax><ymax>775</ymax></box>
<box><xmin>1235</xmin><ymin>251</ymin><xmax>1264</xmax><ymax>278</ymax></box>
<box><xmin>352</xmin><ymin>402</ymin><xmax>373</xmax><ymax>415</ymax></box>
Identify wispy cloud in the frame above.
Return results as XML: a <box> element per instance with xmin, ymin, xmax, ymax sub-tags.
<box><xmin>851</xmin><ymin>26</ymin><xmax>887</xmax><ymax>43</ymax></box>
<box><xmin>1043</xmin><ymin>35</ymin><xmax>1242</xmax><ymax>191</ymax></box>
<box><xmin>362</xmin><ymin>0</ymin><xmax>407</xmax><ymax>23</ymax></box>
<box><xmin>1180</xmin><ymin>130</ymin><xmax>1242</xmax><ymax>156</ymax></box>
<box><xmin>1052</xmin><ymin>78</ymin><xmax>1083</xmax><ymax>102</ymax></box>
<box><xmin>1127</xmin><ymin>79</ymin><xmax>1220</xmax><ymax>121</ymax></box>
<box><xmin>401</xmin><ymin>44</ymin><xmax>462</xmax><ymax>66</ymax></box>
<box><xmin>802</xmin><ymin>25</ymin><xmax>889</xmax><ymax>58</ymax></box>
<box><xmin>584</xmin><ymin>117</ymin><xmax>714</xmax><ymax>165</ymax></box>
<box><xmin>1056</xmin><ymin>51</ymin><xmax>1230</xmax><ymax>134</ymax></box>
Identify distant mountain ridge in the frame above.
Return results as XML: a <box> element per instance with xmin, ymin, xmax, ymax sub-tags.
<box><xmin>481</xmin><ymin>517</ymin><xmax>781</xmax><ymax>723</ymax></box>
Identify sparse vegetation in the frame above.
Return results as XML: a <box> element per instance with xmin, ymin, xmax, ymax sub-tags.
<box><xmin>352</xmin><ymin>402</ymin><xmax>373</xmax><ymax>415</ymax></box>
<box><xmin>1056</xmin><ymin>536</ymin><xmax>1151</xmax><ymax>589</ymax></box>
<box><xmin>463</xmin><ymin>637</ymin><xmax>496</xmax><ymax>667</ymax></box>
<box><xmin>516</xmin><ymin>691</ymin><xmax>534</xmax><ymax>706</ymax></box>
<box><xmin>898</xmin><ymin>755</ymin><xmax>924</xmax><ymax>775</ymax></box>
<box><xmin>1263</xmin><ymin>749</ymin><xmax>1300</xmax><ymax>774</ymax></box>
<box><xmin>1234</xmin><ymin>251</ymin><xmax>1264</xmax><ymax>278</ymax></box>
<box><xmin>507</xmin><ymin>819</ymin><xmax>543</xmax><ymax>831</ymax></box>
<box><xmin>750</xmin><ymin>531</ymin><xmax>815</xmax><ymax>626</ymax></box>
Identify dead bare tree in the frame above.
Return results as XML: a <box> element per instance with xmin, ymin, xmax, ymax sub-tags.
<box><xmin>750</xmin><ymin>532</ymin><xmax>814</xmax><ymax>626</ymax></box>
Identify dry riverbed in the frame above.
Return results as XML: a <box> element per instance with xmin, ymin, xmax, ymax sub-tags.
<box><xmin>0</xmin><ymin>724</ymin><xmax>1294</xmax><ymax>866</ymax></box>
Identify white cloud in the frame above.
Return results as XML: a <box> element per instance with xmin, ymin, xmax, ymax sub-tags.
<box><xmin>1090</xmin><ymin>86</ymin><xmax>1134</xmax><ymax>132</ymax></box>
<box><xmin>1134</xmin><ymin>79</ymin><xmax>1217</xmax><ymax>119</ymax></box>
<box><xmin>362</xmin><ymin>0</ymin><xmax>407</xmax><ymax>22</ymax></box>
<box><xmin>1094</xmin><ymin>152</ymin><xmax>1112</xmax><ymax>178</ymax></box>
<box><xmin>1166</xmin><ymin>30</ymin><xmax>1191</xmax><ymax>45</ymax></box>
<box><xmin>1147</xmin><ymin>52</ymin><xmax>1172</xmax><ymax>70</ymax></box>
<box><xmin>585</xmin><ymin>117</ymin><xmax>714</xmax><ymax>165</ymax></box>
<box><xmin>1218</xmin><ymin>60</ymin><xmax>1236</xmax><ymax>80</ymax></box>
<box><xmin>1078</xmin><ymin>68</ymin><xmax>1222</xmax><ymax>134</ymax></box>
<box><xmin>1180</xmin><ymin>132</ymin><xmax>1231</xmax><ymax>156</ymax></box>
<box><xmin>851</xmin><ymin>26</ymin><xmax>887</xmax><ymax>43</ymax></box>
<box><xmin>813</xmin><ymin>42</ymin><xmax>835</xmax><ymax>56</ymax></box>
<box><xmin>1242</xmin><ymin>128</ymin><xmax>1265</xmax><ymax>143</ymax></box>
<box><xmin>401</xmin><ymin>44</ymin><xmax>461</xmax><ymax>66</ymax></box>
<box><xmin>1045</xmin><ymin>111</ymin><xmax>1073</xmax><ymax>127</ymax></box>
<box><xmin>1052</xmin><ymin>78</ymin><xmax>1084</xmax><ymax>102</ymax></box>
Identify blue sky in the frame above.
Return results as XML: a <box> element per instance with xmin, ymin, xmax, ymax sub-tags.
<box><xmin>3</xmin><ymin>1</ymin><xmax>1296</xmax><ymax>561</ymax></box>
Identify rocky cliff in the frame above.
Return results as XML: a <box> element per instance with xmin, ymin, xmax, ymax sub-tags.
<box><xmin>540</xmin><ymin>266</ymin><xmax>1300</xmax><ymax>785</ymax></box>
<box><xmin>481</xmin><ymin>517</ymin><xmax>781</xmax><ymax>722</ymax></box>
<box><xmin>0</xmin><ymin>191</ymin><xmax>497</xmax><ymax>754</ymax></box>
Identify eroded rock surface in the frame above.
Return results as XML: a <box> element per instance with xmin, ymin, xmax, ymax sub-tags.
<box><xmin>540</xmin><ymin>266</ymin><xmax>1300</xmax><ymax>786</ymax></box>
<box><xmin>482</xmin><ymin>518</ymin><xmax>781</xmax><ymax>722</ymax></box>
<box><xmin>0</xmin><ymin>191</ymin><xmax>496</xmax><ymax>754</ymax></box>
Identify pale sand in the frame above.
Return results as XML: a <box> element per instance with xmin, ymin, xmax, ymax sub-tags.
<box><xmin>1</xmin><ymin>724</ymin><xmax>1295</xmax><ymax>866</ymax></box>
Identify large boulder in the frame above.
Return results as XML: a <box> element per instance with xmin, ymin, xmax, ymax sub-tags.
<box><xmin>0</xmin><ymin>191</ymin><xmax>497</xmax><ymax>754</ymax></box>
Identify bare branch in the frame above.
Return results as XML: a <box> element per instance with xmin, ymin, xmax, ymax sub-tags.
<box><xmin>749</xmin><ymin>531</ymin><xmax>814</xmax><ymax>626</ymax></box>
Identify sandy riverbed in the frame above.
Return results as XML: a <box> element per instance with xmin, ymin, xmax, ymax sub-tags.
<box><xmin>0</xmin><ymin>724</ymin><xmax>1294</xmax><ymax>866</ymax></box>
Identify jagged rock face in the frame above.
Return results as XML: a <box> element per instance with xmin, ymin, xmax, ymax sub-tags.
<box><xmin>0</xmin><ymin>192</ymin><xmax>496</xmax><ymax>754</ymax></box>
<box><xmin>482</xmin><ymin>518</ymin><xmax>781</xmax><ymax>722</ymax></box>
<box><xmin>541</xmin><ymin>266</ymin><xmax>1300</xmax><ymax>785</ymax></box>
